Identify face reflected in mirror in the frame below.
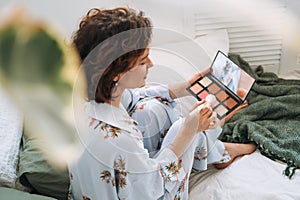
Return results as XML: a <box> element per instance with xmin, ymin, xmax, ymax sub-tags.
<box><xmin>211</xmin><ymin>51</ymin><xmax>255</xmax><ymax>101</ymax></box>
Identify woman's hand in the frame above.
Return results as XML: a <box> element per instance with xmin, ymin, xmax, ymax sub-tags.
<box><xmin>168</xmin><ymin>99</ymin><xmax>213</xmax><ymax>158</ymax></box>
<box><xmin>184</xmin><ymin>100</ymin><xmax>213</xmax><ymax>134</ymax></box>
<box><xmin>187</xmin><ymin>67</ymin><xmax>211</xmax><ymax>85</ymax></box>
<box><xmin>224</xmin><ymin>88</ymin><xmax>249</xmax><ymax>123</ymax></box>
<box><xmin>168</xmin><ymin>67</ymin><xmax>211</xmax><ymax>99</ymax></box>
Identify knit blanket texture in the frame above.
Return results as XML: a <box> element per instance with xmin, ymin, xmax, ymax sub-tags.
<box><xmin>220</xmin><ymin>54</ymin><xmax>300</xmax><ymax>178</ymax></box>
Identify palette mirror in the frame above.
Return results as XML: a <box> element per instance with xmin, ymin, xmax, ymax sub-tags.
<box><xmin>210</xmin><ymin>51</ymin><xmax>256</xmax><ymax>101</ymax></box>
<box><xmin>187</xmin><ymin>50</ymin><xmax>256</xmax><ymax>120</ymax></box>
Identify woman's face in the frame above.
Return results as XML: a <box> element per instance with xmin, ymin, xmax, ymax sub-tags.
<box><xmin>118</xmin><ymin>48</ymin><xmax>153</xmax><ymax>88</ymax></box>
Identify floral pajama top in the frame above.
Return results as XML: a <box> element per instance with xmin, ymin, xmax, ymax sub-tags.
<box><xmin>69</xmin><ymin>85</ymin><xmax>190</xmax><ymax>200</ymax></box>
<box><xmin>69</xmin><ymin>84</ymin><xmax>229</xmax><ymax>200</ymax></box>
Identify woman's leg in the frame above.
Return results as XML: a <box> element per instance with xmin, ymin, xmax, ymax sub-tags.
<box><xmin>131</xmin><ymin>96</ymin><xmax>256</xmax><ymax>170</ymax></box>
<box><xmin>192</xmin><ymin>127</ymin><xmax>227</xmax><ymax>171</ymax></box>
<box><xmin>215</xmin><ymin>87</ymin><xmax>256</xmax><ymax>168</ymax></box>
<box><xmin>214</xmin><ymin>142</ymin><xmax>256</xmax><ymax>169</ymax></box>
<box><xmin>130</xmin><ymin>98</ymin><xmax>179</xmax><ymax>157</ymax></box>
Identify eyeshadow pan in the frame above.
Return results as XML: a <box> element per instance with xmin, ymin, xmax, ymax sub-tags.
<box><xmin>216</xmin><ymin>90</ymin><xmax>228</xmax><ymax>102</ymax></box>
<box><xmin>199</xmin><ymin>77</ymin><xmax>212</xmax><ymax>87</ymax></box>
<box><xmin>225</xmin><ymin>98</ymin><xmax>238</xmax><ymax>109</ymax></box>
<box><xmin>190</xmin><ymin>83</ymin><xmax>203</xmax><ymax>94</ymax></box>
<box><xmin>214</xmin><ymin>104</ymin><xmax>228</xmax><ymax>117</ymax></box>
<box><xmin>208</xmin><ymin>83</ymin><xmax>221</xmax><ymax>94</ymax></box>
<box><xmin>198</xmin><ymin>90</ymin><xmax>209</xmax><ymax>100</ymax></box>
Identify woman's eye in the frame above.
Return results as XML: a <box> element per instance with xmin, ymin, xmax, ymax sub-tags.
<box><xmin>140</xmin><ymin>62</ymin><xmax>146</xmax><ymax>66</ymax></box>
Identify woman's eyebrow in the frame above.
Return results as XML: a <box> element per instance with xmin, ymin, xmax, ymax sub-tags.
<box><xmin>141</xmin><ymin>54</ymin><xmax>149</xmax><ymax>61</ymax></box>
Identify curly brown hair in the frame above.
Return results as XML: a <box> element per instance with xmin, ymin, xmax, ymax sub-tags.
<box><xmin>72</xmin><ymin>7</ymin><xmax>152</xmax><ymax>103</ymax></box>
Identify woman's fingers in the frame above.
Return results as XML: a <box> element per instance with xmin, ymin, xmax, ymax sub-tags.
<box><xmin>190</xmin><ymin>100</ymin><xmax>206</xmax><ymax>112</ymax></box>
<box><xmin>188</xmin><ymin>101</ymin><xmax>216</xmax><ymax>132</ymax></box>
<box><xmin>237</xmin><ymin>88</ymin><xmax>248</xmax><ymax>99</ymax></box>
<box><xmin>208</xmin><ymin>112</ymin><xmax>218</xmax><ymax>129</ymax></box>
<box><xmin>199</xmin><ymin>106</ymin><xmax>213</xmax><ymax>130</ymax></box>
<box><xmin>187</xmin><ymin>67</ymin><xmax>211</xmax><ymax>85</ymax></box>
<box><xmin>200</xmin><ymin>106</ymin><xmax>212</xmax><ymax>117</ymax></box>
<box><xmin>224</xmin><ymin>101</ymin><xmax>248</xmax><ymax>122</ymax></box>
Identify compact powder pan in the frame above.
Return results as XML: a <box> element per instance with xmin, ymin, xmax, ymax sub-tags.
<box><xmin>187</xmin><ymin>73</ymin><xmax>242</xmax><ymax>119</ymax></box>
<box><xmin>187</xmin><ymin>50</ymin><xmax>256</xmax><ymax>120</ymax></box>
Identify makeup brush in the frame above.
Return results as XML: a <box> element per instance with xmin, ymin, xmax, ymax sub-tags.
<box><xmin>189</xmin><ymin>94</ymin><xmax>217</xmax><ymax>116</ymax></box>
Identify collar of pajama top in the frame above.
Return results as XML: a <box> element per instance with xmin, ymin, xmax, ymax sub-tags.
<box><xmin>83</xmin><ymin>101</ymin><xmax>179</xmax><ymax>174</ymax></box>
<box><xmin>85</xmin><ymin>100</ymin><xmax>141</xmax><ymax>138</ymax></box>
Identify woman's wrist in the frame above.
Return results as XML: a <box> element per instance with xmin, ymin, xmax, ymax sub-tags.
<box><xmin>168</xmin><ymin>82</ymin><xmax>191</xmax><ymax>99</ymax></box>
<box><xmin>168</xmin><ymin>125</ymin><xmax>197</xmax><ymax>158</ymax></box>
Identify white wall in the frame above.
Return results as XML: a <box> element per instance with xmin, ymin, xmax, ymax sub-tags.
<box><xmin>285</xmin><ymin>0</ymin><xmax>300</xmax><ymax>19</ymax></box>
<box><xmin>280</xmin><ymin>0</ymin><xmax>300</xmax><ymax>74</ymax></box>
<box><xmin>0</xmin><ymin>0</ymin><xmax>185</xmax><ymax>39</ymax></box>
<box><xmin>1</xmin><ymin>0</ymin><xmax>299</xmax><ymax>38</ymax></box>
<box><xmin>0</xmin><ymin>0</ymin><xmax>121</xmax><ymax>37</ymax></box>
<box><xmin>1</xmin><ymin>0</ymin><xmax>299</xmax><ymax>73</ymax></box>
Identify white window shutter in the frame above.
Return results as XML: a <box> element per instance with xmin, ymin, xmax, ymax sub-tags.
<box><xmin>184</xmin><ymin>0</ymin><xmax>287</xmax><ymax>73</ymax></box>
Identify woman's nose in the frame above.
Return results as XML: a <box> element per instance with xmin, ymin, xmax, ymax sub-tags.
<box><xmin>146</xmin><ymin>57</ymin><xmax>154</xmax><ymax>68</ymax></box>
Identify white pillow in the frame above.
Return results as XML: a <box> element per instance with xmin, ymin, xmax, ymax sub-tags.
<box><xmin>194</xmin><ymin>29</ymin><xmax>229</xmax><ymax>61</ymax></box>
<box><xmin>0</xmin><ymin>87</ymin><xmax>23</xmax><ymax>188</ymax></box>
<box><xmin>149</xmin><ymin>28</ymin><xmax>229</xmax><ymax>82</ymax></box>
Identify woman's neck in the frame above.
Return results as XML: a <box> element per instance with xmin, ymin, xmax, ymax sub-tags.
<box><xmin>109</xmin><ymin>98</ymin><xmax>121</xmax><ymax>108</ymax></box>
<box><xmin>108</xmin><ymin>86</ymin><xmax>125</xmax><ymax>108</ymax></box>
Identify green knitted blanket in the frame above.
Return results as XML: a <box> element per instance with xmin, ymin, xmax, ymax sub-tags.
<box><xmin>219</xmin><ymin>54</ymin><xmax>300</xmax><ymax>178</ymax></box>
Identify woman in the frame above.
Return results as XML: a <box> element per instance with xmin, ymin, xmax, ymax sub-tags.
<box><xmin>69</xmin><ymin>7</ymin><xmax>255</xmax><ymax>199</ymax></box>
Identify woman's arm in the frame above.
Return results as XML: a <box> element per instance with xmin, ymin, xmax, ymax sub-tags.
<box><xmin>168</xmin><ymin>81</ymin><xmax>190</xmax><ymax>99</ymax></box>
<box><xmin>168</xmin><ymin>68</ymin><xmax>211</xmax><ymax>99</ymax></box>
<box><xmin>168</xmin><ymin>102</ymin><xmax>212</xmax><ymax>157</ymax></box>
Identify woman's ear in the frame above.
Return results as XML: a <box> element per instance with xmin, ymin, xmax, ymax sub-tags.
<box><xmin>115</xmin><ymin>72</ymin><xmax>127</xmax><ymax>82</ymax></box>
<box><xmin>113</xmin><ymin>74</ymin><xmax>120</xmax><ymax>82</ymax></box>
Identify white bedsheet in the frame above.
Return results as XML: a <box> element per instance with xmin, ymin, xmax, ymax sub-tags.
<box><xmin>0</xmin><ymin>87</ymin><xmax>23</xmax><ymax>188</ymax></box>
<box><xmin>189</xmin><ymin>151</ymin><xmax>300</xmax><ymax>200</ymax></box>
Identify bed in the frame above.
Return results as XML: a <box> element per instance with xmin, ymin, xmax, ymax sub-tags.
<box><xmin>1</xmin><ymin>1</ymin><xmax>300</xmax><ymax>200</ymax></box>
<box><xmin>148</xmin><ymin>25</ymin><xmax>300</xmax><ymax>199</ymax></box>
<box><xmin>188</xmin><ymin>48</ymin><xmax>300</xmax><ymax>200</ymax></box>
<box><xmin>189</xmin><ymin>151</ymin><xmax>300</xmax><ymax>200</ymax></box>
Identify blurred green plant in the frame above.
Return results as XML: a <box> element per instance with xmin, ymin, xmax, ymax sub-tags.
<box><xmin>0</xmin><ymin>9</ymin><xmax>82</xmax><ymax>167</ymax></box>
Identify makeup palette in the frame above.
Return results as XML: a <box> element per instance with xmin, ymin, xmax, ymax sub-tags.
<box><xmin>186</xmin><ymin>50</ymin><xmax>256</xmax><ymax>120</ymax></box>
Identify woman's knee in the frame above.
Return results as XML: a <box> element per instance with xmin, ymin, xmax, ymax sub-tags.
<box><xmin>131</xmin><ymin>99</ymin><xmax>172</xmax><ymax>132</ymax></box>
